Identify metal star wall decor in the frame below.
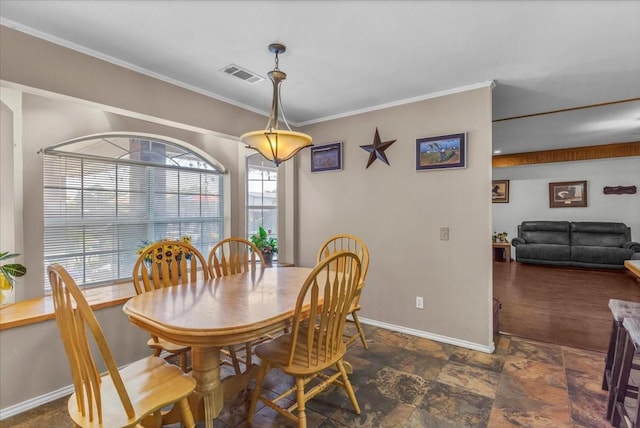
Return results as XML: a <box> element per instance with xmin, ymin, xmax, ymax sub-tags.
<box><xmin>360</xmin><ymin>127</ymin><xmax>397</xmax><ymax>168</ymax></box>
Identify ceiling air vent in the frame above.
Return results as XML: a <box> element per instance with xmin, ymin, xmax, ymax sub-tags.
<box><xmin>220</xmin><ymin>64</ymin><xmax>264</xmax><ymax>84</ymax></box>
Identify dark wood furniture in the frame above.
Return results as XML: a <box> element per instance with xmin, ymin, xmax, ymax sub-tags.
<box><xmin>610</xmin><ymin>317</ymin><xmax>640</xmax><ymax>427</ymax></box>
<box><xmin>602</xmin><ymin>299</ymin><xmax>640</xmax><ymax>420</ymax></box>
<box><xmin>492</xmin><ymin>242</ymin><xmax>511</xmax><ymax>263</ymax></box>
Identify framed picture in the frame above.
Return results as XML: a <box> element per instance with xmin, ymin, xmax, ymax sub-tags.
<box><xmin>492</xmin><ymin>180</ymin><xmax>510</xmax><ymax>203</ymax></box>
<box><xmin>416</xmin><ymin>132</ymin><xmax>466</xmax><ymax>171</ymax></box>
<box><xmin>311</xmin><ymin>142</ymin><xmax>342</xmax><ymax>172</ymax></box>
<box><xmin>549</xmin><ymin>180</ymin><xmax>588</xmax><ymax>208</ymax></box>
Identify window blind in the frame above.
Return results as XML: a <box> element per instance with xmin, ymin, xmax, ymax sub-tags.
<box><xmin>43</xmin><ymin>154</ymin><xmax>223</xmax><ymax>289</ymax></box>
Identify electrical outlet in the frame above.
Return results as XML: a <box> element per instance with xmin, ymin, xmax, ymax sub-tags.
<box><xmin>416</xmin><ymin>296</ymin><xmax>424</xmax><ymax>309</ymax></box>
<box><xmin>440</xmin><ymin>227</ymin><xmax>449</xmax><ymax>241</ymax></box>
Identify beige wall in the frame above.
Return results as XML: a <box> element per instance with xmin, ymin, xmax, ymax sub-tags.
<box><xmin>298</xmin><ymin>88</ymin><xmax>494</xmax><ymax>348</ymax></box>
<box><xmin>0</xmin><ymin>24</ymin><xmax>494</xmax><ymax>413</ymax></box>
<box><xmin>0</xmin><ymin>26</ymin><xmax>266</xmax><ymax>138</ymax></box>
<box><xmin>0</xmin><ymin>306</ymin><xmax>150</xmax><ymax>410</ymax></box>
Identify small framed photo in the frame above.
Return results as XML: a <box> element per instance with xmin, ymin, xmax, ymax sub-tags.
<box><xmin>549</xmin><ymin>180</ymin><xmax>588</xmax><ymax>208</ymax></box>
<box><xmin>492</xmin><ymin>180</ymin><xmax>510</xmax><ymax>203</ymax></box>
<box><xmin>311</xmin><ymin>142</ymin><xmax>342</xmax><ymax>172</ymax></box>
<box><xmin>416</xmin><ymin>132</ymin><xmax>466</xmax><ymax>171</ymax></box>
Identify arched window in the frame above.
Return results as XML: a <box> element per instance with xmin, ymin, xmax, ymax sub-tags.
<box><xmin>42</xmin><ymin>132</ymin><xmax>226</xmax><ymax>289</ymax></box>
<box><xmin>246</xmin><ymin>153</ymin><xmax>278</xmax><ymax>258</ymax></box>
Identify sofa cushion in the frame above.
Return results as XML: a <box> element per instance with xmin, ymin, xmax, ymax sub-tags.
<box><xmin>571</xmin><ymin>222</ymin><xmax>630</xmax><ymax>247</ymax></box>
<box><xmin>520</xmin><ymin>221</ymin><xmax>571</xmax><ymax>245</ymax></box>
<box><xmin>515</xmin><ymin>243</ymin><xmax>571</xmax><ymax>262</ymax></box>
<box><xmin>571</xmin><ymin>246</ymin><xmax>636</xmax><ymax>265</ymax></box>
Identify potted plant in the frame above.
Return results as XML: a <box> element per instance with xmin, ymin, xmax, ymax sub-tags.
<box><xmin>492</xmin><ymin>231</ymin><xmax>508</xmax><ymax>243</ymax></box>
<box><xmin>136</xmin><ymin>236</ymin><xmax>192</xmax><ymax>277</ymax></box>
<box><xmin>250</xmin><ymin>227</ymin><xmax>278</xmax><ymax>266</ymax></box>
<box><xmin>0</xmin><ymin>251</ymin><xmax>27</xmax><ymax>304</ymax></box>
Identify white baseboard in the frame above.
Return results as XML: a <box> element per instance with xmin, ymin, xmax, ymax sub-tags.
<box><xmin>0</xmin><ymin>361</ymin><xmax>136</xmax><ymax>421</ymax></box>
<box><xmin>0</xmin><ymin>384</ymin><xmax>74</xmax><ymax>420</ymax></box>
<box><xmin>351</xmin><ymin>315</ymin><xmax>496</xmax><ymax>354</ymax></box>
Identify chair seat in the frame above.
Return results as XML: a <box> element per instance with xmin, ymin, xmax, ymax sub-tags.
<box><xmin>147</xmin><ymin>337</ymin><xmax>189</xmax><ymax>354</ymax></box>
<box><xmin>68</xmin><ymin>356</ymin><xmax>196</xmax><ymax>428</ymax></box>
<box><xmin>255</xmin><ymin>329</ymin><xmax>347</xmax><ymax>376</ymax></box>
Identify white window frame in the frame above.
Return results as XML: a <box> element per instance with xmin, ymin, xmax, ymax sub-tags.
<box><xmin>246</xmin><ymin>153</ymin><xmax>278</xmax><ymax>260</ymax></box>
<box><xmin>42</xmin><ymin>133</ymin><xmax>226</xmax><ymax>290</ymax></box>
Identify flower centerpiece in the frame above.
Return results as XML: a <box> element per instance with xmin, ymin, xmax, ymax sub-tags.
<box><xmin>137</xmin><ymin>236</ymin><xmax>193</xmax><ymax>276</ymax></box>
<box><xmin>250</xmin><ymin>227</ymin><xmax>278</xmax><ymax>265</ymax></box>
<box><xmin>1</xmin><ymin>251</ymin><xmax>27</xmax><ymax>304</ymax></box>
<box><xmin>492</xmin><ymin>231</ymin><xmax>508</xmax><ymax>243</ymax></box>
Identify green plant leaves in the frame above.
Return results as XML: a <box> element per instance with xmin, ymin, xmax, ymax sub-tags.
<box><xmin>0</xmin><ymin>252</ymin><xmax>27</xmax><ymax>287</ymax></box>
<box><xmin>2</xmin><ymin>264</ymin><xmax>27</xmax><ymax>278</ymax></box>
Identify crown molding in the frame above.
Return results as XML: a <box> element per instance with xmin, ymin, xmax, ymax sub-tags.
<box><xmin>298</xmin><ymin>81</ymin><xmax>496</xmax><ymax>127</ymax></box>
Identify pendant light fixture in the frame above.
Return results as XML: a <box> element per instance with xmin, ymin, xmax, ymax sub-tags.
<box><xmin>241</xmin><ymin>43</ymin><xmax>313</xmax><ymax>166</ymax></box>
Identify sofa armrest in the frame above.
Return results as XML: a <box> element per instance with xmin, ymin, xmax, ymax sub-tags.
<box><xmin>512</xmin><ymin>237</ymin><xmax>526</xmax><ymax>247</ymax></box>
<box><xmin>623</xmin><ymin>241</ymin><xmax>640</xmax><ymax>252</ymax></box>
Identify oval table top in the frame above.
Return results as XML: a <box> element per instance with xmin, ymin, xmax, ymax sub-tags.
<box><xmin>123</xmin><ymin>267</ymin><xmax>313</xmax><ymax>347</ymax></box>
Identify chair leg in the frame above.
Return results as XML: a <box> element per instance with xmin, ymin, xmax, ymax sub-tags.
<box><xmin>336</xmin><ymin>360</ymin><xmax>360</xmax><ymax>415</ymax></box>
<box><xmin>352</xmin><ymin>311</ymin><xmax>368</xmax><ymax>350</ymax></box>
<box><xmin>248</xmin><ymin>361</ymin><xmax>269</xmax><ymax>422</ymax></box>
<box><xmin>227</xmin><ymin>345</ymin><xmax>242</xmax><ymax>375</ymax></box>
<box><xmin>603</xmin><ymin>319</ymin><xmax>619</xmax><ymax>390</ymax></box>
<box><xmin>176</xmin><ymin>397</ymin><xmax>195</xmax><ymax>428</ymax></box>
<box><xmin>295</xmin><ymin>377</ymin><xmax>307</xmax><ymax>428</ymax></box>
<box><xmin>245</xmin><ymin>341</ymin><xmax>253</xmax><ymax>367</ymax></box>
<box><xmin>179</xmin><ymin>351</ymin><xmax>189</xmax><ymax>373</ymax></box>
<box><xmin>611</xmin><ymin>333</ymin><xmax>635</xmax><ymax>426</ymax></box>
<box><xmin>607</xmin><ymin>326</ymin><xmax>630</xmax><ymax>420</ymax></box>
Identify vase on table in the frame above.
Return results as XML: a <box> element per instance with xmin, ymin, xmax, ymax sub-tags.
<box><xmin>262</xmin><ymin>252</ymin><xmax>273</xmax><ymax>267</ymax></box>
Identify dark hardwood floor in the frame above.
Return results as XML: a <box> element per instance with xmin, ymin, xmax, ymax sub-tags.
<box><xmin>493</xmin><ymin>260</ymin><xmax>640</xmax><ymax>352</ymax></box>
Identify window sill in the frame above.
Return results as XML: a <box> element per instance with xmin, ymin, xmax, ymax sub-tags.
<box><xmin>0</xmin><ymin>282</ymin><xmax>136</xmax><ymax>330</ymax></box>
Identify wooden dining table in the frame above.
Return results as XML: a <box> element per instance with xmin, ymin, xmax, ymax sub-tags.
<box><xmin>123</xmin><ymin>266</ymin><xmax>313</xmax><ymax>428</ymax></box>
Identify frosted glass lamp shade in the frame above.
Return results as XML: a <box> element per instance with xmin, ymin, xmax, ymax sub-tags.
<box><xmin>241</xmin><ymin>129</ymin><xmax>312</xmax><ymax>166</ymax></box>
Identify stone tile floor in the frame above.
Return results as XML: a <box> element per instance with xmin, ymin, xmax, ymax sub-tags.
<box><xmin>0</xmin><ymin>324</ymin><xmax>610</xmax><ymax>427</ymax></box>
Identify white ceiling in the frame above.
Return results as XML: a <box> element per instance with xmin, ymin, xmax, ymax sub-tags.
<box><xmin>1</xmin><ymin>0</ymin><xmax>639</xmax><ymax>155</ymax></box>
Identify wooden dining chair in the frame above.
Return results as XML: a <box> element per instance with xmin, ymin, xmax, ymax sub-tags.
<box><xmin>316</xmin><ymin>233</ymin><xmax>370</xmax><ymax>349</ymax></box>
<box><xmin>248</xmin><ymin>251</ymin><xmax>363</xmax><ymax>428</ymax></box>
<box><xmin>48</xmin><ymin>263</ymin><xmax>196</xmax><ymax>428</ymax></box>
<box><xmin>207</xmin><ymin>237</ymin><xmax>265</xmax><ymax>278</ymax></box>
<box><xmin>207</xmin><ymin>237</ymin><xmax>268</xmax><ymax>375</ymax></box>
<box><xmin>133</xmin><ymin>240</ymin><xmax>209</xmax><ymax>372</ymax></box>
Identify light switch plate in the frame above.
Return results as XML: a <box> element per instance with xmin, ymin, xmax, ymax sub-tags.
<box><xmin>440</xmin><ymin>227</ymin><xmax>449</xmax><ymax>241</ymax></box>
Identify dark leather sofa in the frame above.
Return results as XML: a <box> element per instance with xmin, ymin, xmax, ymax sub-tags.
<box><xmin>512</xmin><ymin>221</ymin><xmax>640</xmax><ymax>269</ymax></box>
